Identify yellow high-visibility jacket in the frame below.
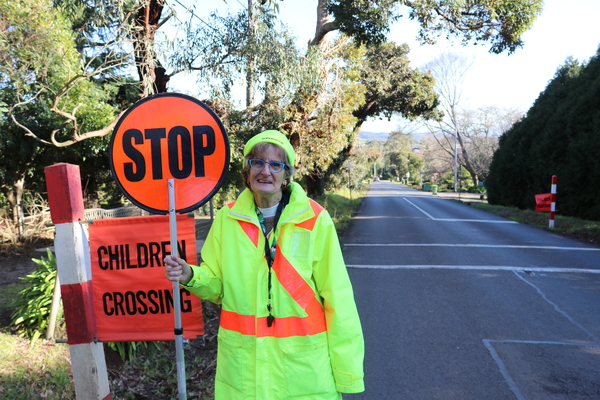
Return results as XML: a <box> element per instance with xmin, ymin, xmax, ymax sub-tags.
<box><xmin>183</xmin><ymin>182</ymin><xmax>365</xmax><ymax>399</ymax></box>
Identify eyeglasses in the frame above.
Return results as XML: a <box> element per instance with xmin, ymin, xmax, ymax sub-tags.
<box><xmin>247</xmin><ymin>159</ymin><xmax>287</xmax><ymax>173</ymax></box>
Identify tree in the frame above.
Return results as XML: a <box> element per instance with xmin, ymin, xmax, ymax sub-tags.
<box><xmin>460</xmin><ymin>106</ymin><xmax>523</xmax><ymax>182</ymax></box>
<box><xmin>0</xmin><ymin>0</ymin><xmax>118</xmax><ymax>215</ymax></box>
<box><xmin>183</xmin><ymin>0</ymin><xmax>540</xmax><ymax>196</ymax></box>
<box><xmin>353</xmin><ymin>42</ymin><xmax>440</xmax><ymax>125</ymax></box>
<box><xmin>377</xmin><ymin>131</ymin><xmax>423</xmax><ymax>182</ymax></box>
<box><xmin>421</xmin><ymin>135</ymin><xmax>451</xmax><ymax>183</ymax></box>
<box><xmin>326</xmin><ymin>0</ymin><xmax>543</xmax><ymax>53</ymax></box>
<box><xmin>422</xmin><ymin>51</ymin><xmax>476</xmax><ymax>188</ymax></box>
<box><xmin>302</xmin><ymin>39</ymin><xmax>440</xmax><ymax>195</ymax></box>
<box><xmin>487</xmin><ymin>52</ymin><xmax>600</xmax><ymax>220</ymax></box>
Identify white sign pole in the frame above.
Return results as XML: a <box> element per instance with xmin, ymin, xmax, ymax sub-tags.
<box><xmin>168</xmin><ymin>179</ymin><xmax>187</xmax><ymax>399</ymax></box>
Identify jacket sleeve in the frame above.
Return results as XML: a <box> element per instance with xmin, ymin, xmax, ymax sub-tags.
<box><xmin>181</xmin><ymin>210</ymin><xmax>225</xmax><ymax>305</ymax></box>
<box><xmin>311</xmin><ymin>209</ymin><xmax>365</xmax><ymax>393</ymax></box>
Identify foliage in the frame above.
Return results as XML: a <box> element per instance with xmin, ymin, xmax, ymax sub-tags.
<box><xmin>327</xmin><ymin>0</ymin><xmax>399</xmax><ymax>45</ymax></box>
<box><xmin>486</xmin><ymin>50</ymin><xmax>600</xmax><ymax>221</ymax></box>
<box><xmin>470</xmin><ymin>203</ymin><xmax>600</xmax><ymax>245</ymax></box>
<box><xmin>7</xmin><ymin>248</ymin><xmax>157</xmax><ymax>363</ymax></box>
<box><xmin>0</xmin><ymin>0</ymin><xmax>547</xmax><ymax>209</ymax></box>
<box><xmin>439</xmin><ymin>166</ymin><xmax>473</xmax><ymax>191</ymax></box>
<box><xmin>106</xmin><ymin>341</ymin><xmax>152</xmax><ymax>362</ymax></box>
<box><xmin>0</xmin><ymin>0</ymin><xmax>121</xmax><ymax>209</ymax></box>
<box><xmin>312</xmin><ymin>40</ymin><xmax>439</xmax><ymax>196</ymax></box>
<box><xmin>372</xmin><ymin>131</ymin><xmax>423</xmax><ymax>183</ymax></box>
<box><xmin>9</xmin><ymin>249</ymin><xmax>61</xmax><ymax>342</ymax></box>
<box><xmin>468</xmin><ymin>185</ymin><xmax>487</xmax><ymax>194</ymax></box>
<box><xmin>327</xmin><ymin>0</ymin><xmax>543</xmax><ymax>53</ymax></box>
<box><xmin>354</xmin><ymin>41</ymin><xmax>441</xmax><ymax>123</ymax></box>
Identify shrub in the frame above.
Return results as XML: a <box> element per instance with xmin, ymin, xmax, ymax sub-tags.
<box><xmin>10</xmin><ymin>249</ymin><xmax>62</xmax><ymax>342</ymax></box>
<box><xmin>9</xmin><ymin>249</ymin><xmax>148</xmax><ymax>360</ymax></box>
<box><xmin>468</xmin><ymin>186</ymin><xmax>487</xmax><ymax>194</ymax></box>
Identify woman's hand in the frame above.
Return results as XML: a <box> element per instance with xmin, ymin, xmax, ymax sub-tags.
<box><xmin>164</xmin><ymin>255</ymin><xmax>193</xmax><ymax>285</ymax></box>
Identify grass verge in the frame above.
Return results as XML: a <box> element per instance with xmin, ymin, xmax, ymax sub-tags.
<box><xmin>0</xmin><ymin>331</ymin><xmax>73</xmax><ymax>399</ymax></box>
<box><xmin>315</xmin><ymin>186</ymin><xmax>368</xmax><ymax>235</ymax></box>
<box><xmin>469</xmin><ymin>203</ymin><xmax>600</xmax><ymax>245</ymax></box>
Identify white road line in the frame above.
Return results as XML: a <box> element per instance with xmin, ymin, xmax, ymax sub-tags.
<box><xmin>485</xmin><ymin>339</ymin><xmax>600</xmax><ymax>347</ymax></box>
<box><xmin>344</xmin><ymin>243</ymin><xmax>600</xmax><ymax>251</ymax></box>
<box><xmin>482</xmin><ymin>340</ymin><xmax>526</xmax><ymax>400</ymax></box>
<box><xmin>346</xmin><ymin>265</ymin><xmax>600</xmax><ymax>274</ymax></box>
<box><xmin>404</xmin><ymin>197</ymin><xmax>518</xmax><ymax>223</ymax></box>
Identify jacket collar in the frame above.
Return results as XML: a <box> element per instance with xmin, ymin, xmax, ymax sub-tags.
<box><xmin>229</xmin><ymin>182</ymin><xmax>313</xmax><ymax>225</ymax></box>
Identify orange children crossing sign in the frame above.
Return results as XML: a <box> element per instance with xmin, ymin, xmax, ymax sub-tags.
<box><xmin>109</xmin><ymin>93</ymin><xmax>229</xmax><ymax>214</ymax></box>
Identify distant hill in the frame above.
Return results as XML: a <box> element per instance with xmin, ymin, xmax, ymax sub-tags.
<box><xmin>359</xmin><ymin>130</ymin><xmax>427</xmax><ymax>143</ymax></box>
<box><xmin>358</xmin><ymin>130</ymin><xmax>389</xmax><ymax>141</ymax></box>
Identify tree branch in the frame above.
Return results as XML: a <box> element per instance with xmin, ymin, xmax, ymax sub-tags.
<box><xmin>311</xmin><ymin>20</ymin><xmax>338</xmax><ymax>46</ymax></box>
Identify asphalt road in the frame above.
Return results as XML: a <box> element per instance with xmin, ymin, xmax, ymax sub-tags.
<box><xmin>341</xmin><ymin>181</ymin><xmax>600</xmax><ymax>400</ymax></box>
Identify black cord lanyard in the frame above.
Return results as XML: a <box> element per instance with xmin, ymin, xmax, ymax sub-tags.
<box><xmin>256</xmin><ymin>191</ymin><xmax>289</xmax><ymax>327</ymax></box>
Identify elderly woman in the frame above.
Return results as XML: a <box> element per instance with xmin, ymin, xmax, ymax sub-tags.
<box><xmin>164</xmin><ymin>130</ymin><xmax>364</xmax><ymax>399</ymax></box>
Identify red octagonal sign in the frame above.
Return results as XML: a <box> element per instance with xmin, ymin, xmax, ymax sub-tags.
<box><xmin>109</xmin><ymin>93</ymin><xmax>229</xmax><ymax>214</ymax></box>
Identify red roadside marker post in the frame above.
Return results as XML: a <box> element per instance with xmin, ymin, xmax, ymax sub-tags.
<box><xmin>109</xmin><ymin>93</ymin><xmax>229</xmax><ymax>399</ymax></box>
<box><xmin>534</xmin><ymin>175</ymin><xmax>558</xmax><ymax>228</ymax></box>
<box><xmin>45</xmin><ymin>163</ymin><xmax>111</xmax><ymax>400</ymax></box>
<box><xmin>549</xmin><ymin>175</ymin><xmax>557</xmax><ymax>228</ymax></box>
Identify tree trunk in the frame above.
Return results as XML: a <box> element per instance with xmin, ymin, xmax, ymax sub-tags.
<box><xmin>4</xmin><ymin>177</ymin><xmax>25</xmax><ymax>233</ymax></box>
<box><xmin>305</xmin><ymin>172</ymin><xmax>326</xmax><ymax>198</ymax></box>
<box><xmin>312</xmin><ymin>0</ymin><xmax>337</xmax><ymax>46</ymax></box>
<box><xmin>246</xmin><ymin>0</ymin><xmax>256</xmax><ymax>108</ymax></box>
<box><xmin>133</xmin><ymin>0</ymin><xmax>169</xmax><ymax>97</ymax></box>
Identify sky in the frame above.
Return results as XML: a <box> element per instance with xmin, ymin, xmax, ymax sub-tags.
<box><xmin>168</xmin><ymin>0</ymin><xmax>600</xmax><ymax>134</ymax></box>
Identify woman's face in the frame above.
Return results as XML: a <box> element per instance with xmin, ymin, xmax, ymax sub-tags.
<box><xmin>248</xmin><ymin>145</ymin><xmax>287</xmax><ymax>199</ymax></box>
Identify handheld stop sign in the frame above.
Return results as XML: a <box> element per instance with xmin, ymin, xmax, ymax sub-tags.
<box><xmin>108</xmin><ymin>93</ymin><xmax>229</xmax><ymax>400</ymax></box>
<box><xmin>109</xmin><ymin>93</ymin><xmax>230</xmax><ymax>214</ymax></box>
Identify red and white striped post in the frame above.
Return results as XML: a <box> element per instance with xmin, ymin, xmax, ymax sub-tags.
<box><xmin>549</xmin><ymin>175</ymin><xmax>557</xmax><ymax>228</ymax></box>
<box><xmin>45</xmin><ymin>163</ymin><xmax>111</xmax><ymax>400</ymax></box>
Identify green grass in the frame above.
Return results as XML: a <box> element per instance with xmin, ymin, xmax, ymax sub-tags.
<box><xmin>315</xmin><ymin>186</ymin><xmax>368</xmax><ymax>234</ymax></box>
<box><xmin>470</xmin><ymin>203</ymin><xmax>600</xmax><ymax>245</ymax></box>
<box><xmin>1</xmin><ymin>279</ymin><xmax>74</xmax><ymax>399</ymax></box>
<box><xmin>0</xmin><ymin>332</ymin><xmax>74</xmax><ymax>399</ymax></box>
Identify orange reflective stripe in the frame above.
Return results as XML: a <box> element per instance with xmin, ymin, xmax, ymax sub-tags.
<box><xmin>237</xmin><ymin>220</ymin><xmax>260</xmax><ymax>247</ymax></box>
<box><xmin>220</xmin><ymin>199</ymin><xmax>328</xmax><ymax>337</ymax></box>
<box><xmin>272</xmin><ymin>247</ymin><xmax>314</xmax><ymax>309</ymax></box>
<box><xmin>220</xmin><ymin>249</ymin><xmax>326</xmax><ymax>338</ymax></box>
<box><xmin>227</xmin><ymin>202</ymin><xmax>260</xmax><ymax>247</ymax></box>
<box><xmin>220</xmin><ymin>309</ymin><xmax>255</xmax><ymax>334</ymax></box>
<box><xmin>220</xmin><ymin>307</ymin><xmax>326</xmax><ymax>338</ymax></box>
<box><xmin>295</xmin><ymin>199</ymin><xmax>324</xmax><ymax>231</ymax></box>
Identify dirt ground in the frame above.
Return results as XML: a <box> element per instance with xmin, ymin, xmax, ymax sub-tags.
<box><xmin>0</xmin><ymin>242</ymin><xmax>51</xmax><ymax>285</ymax></box>
<box><xmin>0</xmin><ymin>241</ymin><xmax>53</xmax><ymax>329</ymax></box>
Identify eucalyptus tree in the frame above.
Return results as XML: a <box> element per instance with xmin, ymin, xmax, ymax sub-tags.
<box><xmin>325</xmin><ymin>0</ymin><xmax>543</xmax><ymax>53</ymax></box>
